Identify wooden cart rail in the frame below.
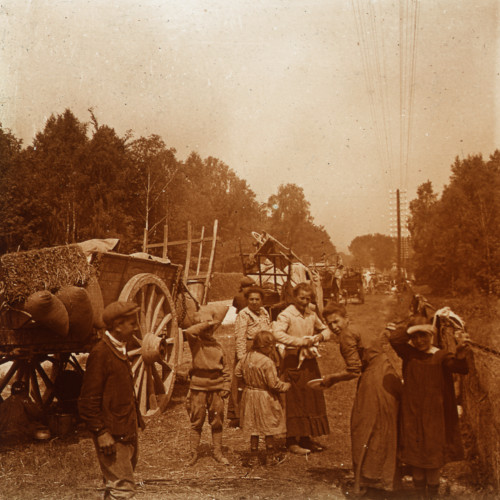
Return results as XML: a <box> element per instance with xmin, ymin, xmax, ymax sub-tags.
<box><xmin>92</xmin><ymin>251</ymin><xmax>183</xmax><ymax>307</ymax></box>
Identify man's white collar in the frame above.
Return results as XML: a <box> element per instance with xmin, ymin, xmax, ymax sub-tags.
<box><xmin>105</xmin><ymin>331</ymin><xmax>127</xmax><ymax>355</ymax></box>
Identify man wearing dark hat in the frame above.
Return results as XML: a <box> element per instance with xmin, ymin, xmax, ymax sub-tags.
<box><xmin>79</xmin><ymin>301</ymin><xmax>144</xmax><ymax>499</ymax></box>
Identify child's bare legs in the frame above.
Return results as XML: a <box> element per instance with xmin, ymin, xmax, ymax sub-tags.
<box><xmin>412</xmin><ymin>466</ymin><xmax>440</xmax><ymax>498</ymax></box>
<box><xmin>265</xmin><ymin>435</ymin><xmax>274</xmax><ymax>455</ymax></box>
<box><xmin>208</xmin><ymin>392</ymin><xmax>229</xmax><ymax>465</ymax></box>
<box><xmin>242</xmin><ymin>435</ymin><xmax>260</xmax><ymax>467</ymax></box>
<box><xmin>245</xmin><ymin>435</ymin><xmax>280</xmax><ymax>466</ymax></box>
<box><xmin>265</xmin><ymin>435</ymin><xmax>283</xmax><ymax>465</ymax></box>
<box><xmin>251</xmin><ymin>435</ymin><xmax>259</xmax><ymax>453</ymax></box>
<box><xmin>412</xmin><ymin>467</ymin><xmax>426</xmax><ymax>498</ymax></box>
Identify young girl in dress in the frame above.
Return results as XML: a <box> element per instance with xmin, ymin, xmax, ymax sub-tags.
<box><xmin>235</xmin><ymin>330</ymin><xmax>291</xmax><ymax>466</ymax></box>
<box><xmin>388</xmin><ymin>321</ymin><xmax>470</xmax><ymax>498</ymax></box>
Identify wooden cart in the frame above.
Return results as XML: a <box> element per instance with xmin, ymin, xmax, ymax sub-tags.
<box><xmin>0</xmin><ymin>250</ymin><xmax>185</xmax><ymax>417</ymax></box>
<box><xmin>341</xmin><ymin>269</ymin><xmax>365</xmax><ymax>304</ymax></box>
<box><xmin>239</xmin><ymin>232</ymin><xmax>323</xmax><ymax>319</ymax></box>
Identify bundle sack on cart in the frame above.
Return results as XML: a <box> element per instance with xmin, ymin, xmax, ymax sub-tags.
<box><xmin>0</xmin><ymin>242</ymin><xmax>111</xmax><ymax>341</ymax></box>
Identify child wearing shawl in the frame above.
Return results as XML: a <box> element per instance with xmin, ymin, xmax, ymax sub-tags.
<box><xmin>388</xmin><ymin>320</ymin><xmax>470</xmax><ymax>498</ymax></box>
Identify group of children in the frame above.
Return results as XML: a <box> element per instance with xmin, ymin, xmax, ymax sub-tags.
<box><xmin>184</xmin><ymin>316</ymin><xmax>289</xmax><ymax>466</ymax></box>
<box><xmin>76</xmin><ymin>291</ymin><xmax>471</xmax><ymax>499</ymax></box>
<box><xmin>183</xmin><ymin>290</ymin><xmax>472</xmax><ymax>500</ymax></box>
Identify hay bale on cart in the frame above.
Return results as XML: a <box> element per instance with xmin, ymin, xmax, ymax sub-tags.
<box><xmin>0</xmin><ymin>243</ymin><xmax>186</xmax><ymax>417</ymax></box>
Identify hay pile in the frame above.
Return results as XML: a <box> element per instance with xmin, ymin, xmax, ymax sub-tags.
<box><xmin>0</xmin><ymin>245</ymin><xmax>93</xmax><ymax>304</ymax></box>
<box><xmin>462</xmin><ymin>350</ymin><xmax>500</xmax><ymax>485</ymax></box>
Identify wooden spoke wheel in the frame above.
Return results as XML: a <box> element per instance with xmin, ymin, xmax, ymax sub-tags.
<box><xmin>0</xmin><ymin>353</ymin><xmax>82</xmax><ymax>408</ymax></box>
<box><xmin>118</xmin><ymin>273</ymin><xmax>179</xmax><ymax>416</ymax></box>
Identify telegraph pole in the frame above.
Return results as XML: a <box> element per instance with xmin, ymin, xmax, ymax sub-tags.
<box><xmin>389</xmin><ymin>189</ymin><xmax>408</xmax><ymax>283</ymax></box>
<box><xmin>396</xmin><ymin>189</ymin><xmax>402</xmax><ymax>282</ymax></box>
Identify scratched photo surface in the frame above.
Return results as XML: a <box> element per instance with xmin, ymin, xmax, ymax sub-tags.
<box><xmin>0</xmin><ymin>1</ymin><xmax>499</xmax><ymax>499</ymax></box>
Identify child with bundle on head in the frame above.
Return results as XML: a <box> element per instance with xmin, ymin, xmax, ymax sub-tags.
<box><xmin>235</xmin><ymin>330</ymin><xmax>291</xmax><ymax>467</ymax></box>
<box><xmin>184</xmin><ymin>315</ymin><xmax>231</xmax><ymax>466</ymax></box>
<box><xmin>387</xmin><ymin>318</ymin><xmax>470</xmax><ymax>499</ymax></box>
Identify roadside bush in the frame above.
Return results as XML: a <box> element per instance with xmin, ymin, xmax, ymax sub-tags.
<box><xmin>429</xmin><ymin>292</ymin><xmax>500</xmax><ymax>487</ymax></box>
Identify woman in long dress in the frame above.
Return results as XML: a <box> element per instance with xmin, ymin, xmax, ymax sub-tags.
<box><xmin>322</xmin><ymin>302</ymin><xmax>402</xmax><ymax>495</ymax></box>
<box><xmin>272</xmin><ymin>282</ymin><xmax>331</xmax><ymax>454</ymax></box>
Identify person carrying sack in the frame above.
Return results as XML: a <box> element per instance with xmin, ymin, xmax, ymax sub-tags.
<box><xmin>185</xmin><ymin>319</ymin><xmax>231</xmax><ymax>465</ymax></box>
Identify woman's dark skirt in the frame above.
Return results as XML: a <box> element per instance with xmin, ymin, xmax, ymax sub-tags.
<box><xmin>282</xmin><ymin>354</ymin><xmax>330</xmax><ymax>438</ymax></box>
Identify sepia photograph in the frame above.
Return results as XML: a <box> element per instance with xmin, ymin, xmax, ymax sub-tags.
<box><xmin>0</xmin><ymin>0</ymin><xmax>499</xmax><ymax>498</ymax></box>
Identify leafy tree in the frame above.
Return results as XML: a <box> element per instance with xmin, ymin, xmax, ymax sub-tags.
<box><xmin>409</xmin><ymin>153</ymin><xmax>500</xmax><ymax>293</ymax></box>
<box><xmin>441</xmin><ymin>154</ymin><xmax>500</xmax><ymax>292</ymax></box>
<box><xmin>267</xmin><ymin>184</ymin><xmax>311</xmax><ymax>247</ymax></box>
<box><xmin>0</xmin><ymin>126</ymin><xmax>25</xmax><ymax>253</ymax></box>
<box><xmin>169</xmin><ymin>153</ymin><xmax>264</xmax><ymax>271</ymax></box>
<box><xmin>83</xmin><ymin>124</ymin><xmax>137</xmax><ymax>246</ymax></box>
<box><xmin>289</xmin><ymin>222</ymin><xmax>337</xmax><ymax>264</ymax></box>
<box><xmin>407</xmin><ymin>181</ymin><xmax>440</xmax><ymax>284</ymax></box>
<box><xmin>127</xmin><ymin>134</ymin><xmax>179</xmax><ymax>249</ymax></box>
<box><xmin>0</xmin><ymin>108</ymin><xmax>338</xmax><ymax>276</ymax></box>
<box><xmin>348</xmin><ymin>233</ymin><xmax>396</xmax><ymax>271</ymax></box>
<box><xmin>29</xmin><ymin>109</ymin><xmax>89</xmax><ymax>245</ymax></box>
<box><xmin>264</xmin><ymin>184</ymin><xmax>336</xmax><ymax>263</ymax></box>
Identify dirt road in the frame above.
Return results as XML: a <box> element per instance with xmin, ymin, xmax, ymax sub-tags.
<box><xmin>130</xmin><ymin>293</ymin><xmax>400</xmax><ymax>499</ymax></box>
<box><xmin>0</xmin><ymin>294</ymin><xmax>491</xmax><ymax>499</ymax></box>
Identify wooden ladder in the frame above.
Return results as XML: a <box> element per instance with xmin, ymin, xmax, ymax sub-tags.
<box><xmin>143</xmin><ymin>220</ymin><xmax>218</xmax><ymax>305</ymax></box>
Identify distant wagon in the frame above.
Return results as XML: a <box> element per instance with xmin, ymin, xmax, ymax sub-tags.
<box><xmin>341</xmin><ymin>268</ymin><xmax>365</xmax><ymax>304</ymax></box>
<box><xmin>239</xmin><ymin>232</ymin><xmax>323</xmax><ymax>319</ymax></box>
<box><xmin>0</xmin><ymin>240</ymin><xmax>191</xmax><ymax>418</ymax></box>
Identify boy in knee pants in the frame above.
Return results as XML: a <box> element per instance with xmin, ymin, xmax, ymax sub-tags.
<box><xmin>185</xmin><ymin>320</ymin><xmax>231</xmax><ymax>465</ymax></box>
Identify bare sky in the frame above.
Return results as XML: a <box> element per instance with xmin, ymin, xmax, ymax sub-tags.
<box><xmin>1</xmin><ymin>0</ymin><xmax>498</xmax><ymax>251</ymax></box>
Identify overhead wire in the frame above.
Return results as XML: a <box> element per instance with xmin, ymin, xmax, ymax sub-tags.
<box><xmin>351</xmin><ymin>0</ymin><xmax>420</xmax><ymax>193</ymax></box>
<box><xmin>351</xmin><ymin>0</ymin><xmax>388</xmax><ymax>187</ymax></box>
<box><xmin>400</xmin><ymin>0</ymin><xmax>419</xmax><ymax>190</ymax></box>
<box><xmin>399</xmin><ymin>0</ymin><xmax>406</xmax><ymax>189</ymax></box>
<box><xmin>369</xmin><ymin>0</ymin><xmax>396</xmax><ymax>190</ymax></box>
<box><xmin>404</xmin><ymin>0</ymin><xmax>420</xmax><ymax>191</ymax></box>
<box><xmin>351</xmin><ymin>0</ymin><xmax>396</xmax><ymax>192</ymax></box>
<box><xmin>351</xmin><ymin>2</ymin><xmax>381</xmax><ymax>160</ymax></box>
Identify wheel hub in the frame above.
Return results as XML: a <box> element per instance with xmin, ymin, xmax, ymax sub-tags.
<box><xmin>141</xmin><ymin>333</ymin><xmax>167</xmax><ymax>364</ymax></box>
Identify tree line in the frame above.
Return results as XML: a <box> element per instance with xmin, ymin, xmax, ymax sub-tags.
<box><xmin>409</xmin><ymin>151</ymin><xmax>500</xmax><ymax>294</ymax></box>
<box><xmin>0</xmin><ymin>109</ymin><xmax>336</xmax><ymax>271</ymax></box>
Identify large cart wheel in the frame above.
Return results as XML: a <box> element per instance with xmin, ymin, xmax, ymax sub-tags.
<box><xmin>118</xmin><ymin>273</ymin><xmax>179</xmax><ymax>416</ymax></box>
<box><xmin>0</xmin><ymin>353</ymin><xmax>82</xmax><ymax>408</ymax></box>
